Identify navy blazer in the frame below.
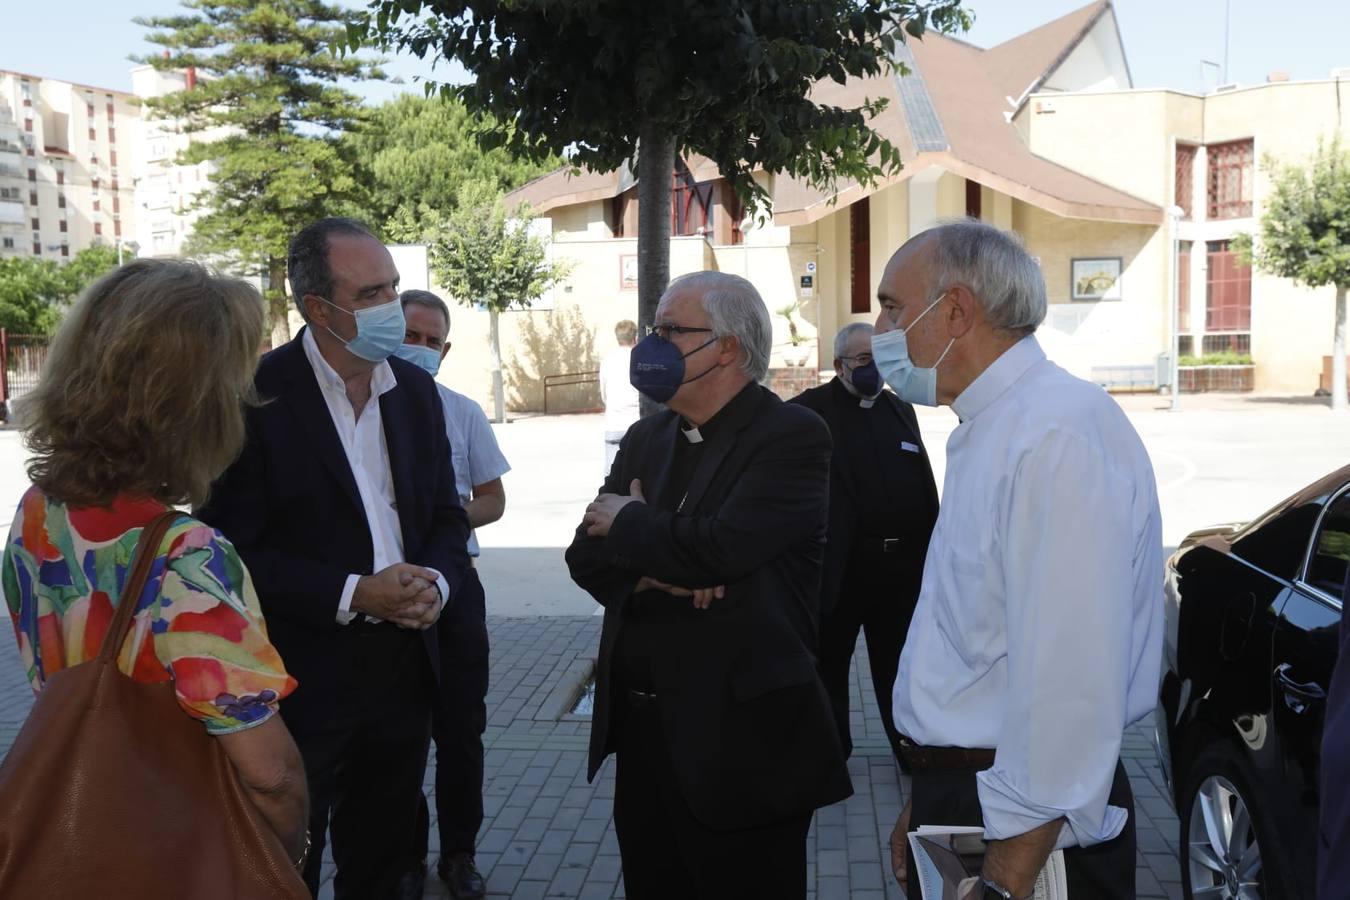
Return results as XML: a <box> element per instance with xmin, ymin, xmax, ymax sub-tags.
<box><xmin>198</xmin><ymin>331</ymin><xmax>472</xmax><ymax>734</ymax></box>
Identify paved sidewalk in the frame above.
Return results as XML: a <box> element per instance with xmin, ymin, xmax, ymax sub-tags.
<box><xmin>0</xmin><ymin>616</ymin><xmax>1182</xmax><ymax>899</ymax></box>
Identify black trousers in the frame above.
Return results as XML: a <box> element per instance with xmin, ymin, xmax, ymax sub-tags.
<box><xmin>289</xmin><ymin>625</ymin><xmax>435</xmax><ymax>900</ymax></box>
<box><xmin>907</xmin><ymin>759</ymin><xmax>1136</xmax><ymax>900</ymax></box>
<box><xmin>819</xmin><ymin>556</ymin><xmax>920</xmax><ymax>762</ymax></box>
<box><xmin>612</xmin><ymin>696</ymin><xmax>812</xmax><ymax>900</ymax></box>
<box><xmin>414</xmin><ymin>568</ymin><xmax>490</xmax><ymax>862</ymax></box>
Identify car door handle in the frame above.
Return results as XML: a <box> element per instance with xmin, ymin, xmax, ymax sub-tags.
<box><xmin>1275</xmin><ymin>663</ymin><xmax>1327</xmax><ymax>714</ymax></box>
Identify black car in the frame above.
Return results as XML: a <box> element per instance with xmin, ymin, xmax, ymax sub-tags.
<box><xmin>1156</xmin><ymin>464</ymin><xmax>1350</xmax><ymax>900</ymax></box>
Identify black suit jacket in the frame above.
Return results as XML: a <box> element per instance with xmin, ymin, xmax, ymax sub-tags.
<box><xmin>197</xmin><ymin>331</ymin><xmax>472</xmax><ymax>735</ymax></box>
<box><xmin>565</xmin><ymin>384</ymin><xmax>852</xmax><ymax>829</ymax></box>
<box><xmin>789</xmin><ymin>378</ymin><xmax>938</xmax><ymax>616</ymax></box>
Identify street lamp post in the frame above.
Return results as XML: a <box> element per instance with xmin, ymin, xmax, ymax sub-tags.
<box><xmin>1168</xmin><ymin>205</ymin><xmax>1184</xmax><ymax>411</ymax></box>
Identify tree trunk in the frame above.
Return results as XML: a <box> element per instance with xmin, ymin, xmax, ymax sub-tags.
<box><xmin>268</xmin><ymin>258</ymin><xmax>290</xmax><ymax>350</ymax></box>
<box><xmin>1334</xmin><ymin>284</ymin><xmax>1347</xmax><ymax>411</ymax></box>
<box><xmin>489</xmin><ymin>307</ymin><xmax>505</xmax><ymax>423</ymax></box>
<box><xmin>636</xmin><ymin>123</ymin><xmax>676</xmax><ymax>418</ymax></box>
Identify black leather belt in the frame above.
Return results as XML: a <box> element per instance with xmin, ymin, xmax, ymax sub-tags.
<box><xmin>898</xmin><ymin>736</ymin><xmax>996</xmax><ymax>771</ymax></box>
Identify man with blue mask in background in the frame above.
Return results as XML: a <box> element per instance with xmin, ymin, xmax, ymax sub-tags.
<box><xmin>394</xmin><ymin>289</ymin><xmax>510</xmax><ymax>900</ymax></box>
<box><xmin>789</xmin><ymin>322</ymin><xmax>937</xmax><ymax>772</ymax></box>
<box><xmin>876</xmin><ymin>221</ymin><xmax>1161</xmax><ymax>900</ymax></box>
<box><xmin>565</xmin><ymin>271</ymin><xmax>850</xmax><ymax>899</ymax></box>
<box><xmin>199</xmin><ymin>218</ymin><xmax>473</xmax><ymax>899</ymax></box>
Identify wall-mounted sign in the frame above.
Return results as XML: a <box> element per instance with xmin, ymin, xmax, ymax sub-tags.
<box><xmin>799</xmin><ymin>275</ymin><xmax>814</xmax><ymax>298</ymax></box>
<box><xmin>806</xmin><ymin>261</ymin><xmax>816</xmax><ymax>274</ymax></box>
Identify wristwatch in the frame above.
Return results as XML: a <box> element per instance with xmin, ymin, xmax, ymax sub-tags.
<box><xmin>981</xmin><ymin>878</ymin><xmax>1021</xmax><ymax>900</ymax></box>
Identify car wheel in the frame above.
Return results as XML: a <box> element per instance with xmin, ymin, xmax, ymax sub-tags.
<box><xmin>1179</xmin><ymin>747</ymin><xmax>1284</xmax><ymax>900</ymax></box>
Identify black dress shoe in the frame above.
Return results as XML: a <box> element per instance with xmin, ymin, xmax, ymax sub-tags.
<box><xmin>438</xmin><ymin>852</ymin><xmax>486</xmax><ymax>900</ymax></box>
<box><xmin>395</xmin><ymin>862</ymin><xmax>426</xmax><ymax>900</ymax></box>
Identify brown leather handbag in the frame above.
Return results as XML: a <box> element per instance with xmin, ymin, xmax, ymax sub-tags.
<box><xmin>0</xmin><ymin>511</ymin><xmax>310</xmax><ymax>899</ymax></box>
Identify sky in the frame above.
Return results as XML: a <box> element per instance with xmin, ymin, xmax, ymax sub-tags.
<box><xmin>4</xmin><ymin>0</ymin><xmax>1349</xmax><ymax>101</ymax></box>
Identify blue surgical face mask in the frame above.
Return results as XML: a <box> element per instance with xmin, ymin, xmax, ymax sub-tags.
<box><xmin>318</xmin><ymin>296</ymin><xmax>406</xmax><ymax>362</ymax></box>
<box><xmin>871</xmin><ymin>295</ymin><xmax>955</xmax><ymax>407</ymax></box>
<box><xmin>629</xmin><ymin>333</ymin><xmax>720</xmax><ymax>404</ymax></box>
<box><xmin>393</xmin><ymin>343</ymin><xmax>443</xmax><ymax>376</ymax></box>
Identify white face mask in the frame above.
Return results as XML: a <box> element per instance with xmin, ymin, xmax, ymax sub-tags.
<box><xmin>870</xmin><ymin>295</ymin><xmax>955</xmax><ymax>407</ymax></box>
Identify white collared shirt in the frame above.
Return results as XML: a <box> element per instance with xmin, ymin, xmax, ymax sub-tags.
<box><xmin>302</xmin><ymin>329</ymin><xmax>447</xmax><ymax>623</ymax></box>
<box><xmin>437</xmin><ymin>384</ymin><xmax>511</xmax><ymax>556</ymax></box>
<box><xmin>893</xmin><ymin>335</ymin><xmax>1163</xmax><ymax>849</ymax></box>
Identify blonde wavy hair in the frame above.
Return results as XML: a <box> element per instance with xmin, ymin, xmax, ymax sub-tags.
<box><xmin>23</xmin><ymin>259</ymin><xmax>265</xmax><ymax>508</ymax></box>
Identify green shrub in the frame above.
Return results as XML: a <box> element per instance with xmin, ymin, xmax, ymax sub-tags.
<box><xmin>1178</xmin><ymin>352</ymin><xmax>1254</xmax><ymax>366</ymax></box>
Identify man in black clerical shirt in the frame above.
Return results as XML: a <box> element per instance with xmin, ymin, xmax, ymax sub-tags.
<box><xmin>790</xmin><ymin>322</ymin><xmax>938</xmax><ymax>766</ymax></box>
<box><xmin>566</xmin><ymin>271</ymin><xmax>850</xmax><ymax>900</ymax></box>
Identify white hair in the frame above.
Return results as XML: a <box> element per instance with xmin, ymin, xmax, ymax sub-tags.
<box><xmin>665</xmin><ymin>271</ymin><xmax>772</xmax><ymax>382</ymax></box>
<box><xmin>833</xmin><ymin>322</ymin><xmax>874</xmax><ymax>361</ymax></box>
<box><xmin>924</xmin><ymin>219</ymin><xmax>1046</xmax><ymax>334</ymax></box>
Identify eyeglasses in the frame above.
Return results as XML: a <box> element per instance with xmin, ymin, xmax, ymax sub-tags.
<box><xmin>839</xmin><ymin>353</ymin><xmax>874</xmax><ymax>366</ymax></box>
<box><xmin>647</xmin><ymin>324</ymin><xmax>714</xmax><ymax>340</ymax></box>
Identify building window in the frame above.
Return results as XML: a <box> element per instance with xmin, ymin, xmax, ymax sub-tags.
<box><xmin>87</xmin><ymin>103</ymin><xmax>96</xmax><ymax>120</ymax></box>
<box><xmin>57</xmin><ymin>194</ymin><xmax>65</xmax><ymax>209</ymax></box>
<box><xmin>109</xmin><ymin>150</ymin><xmax>118</xmax><ymax>167</ymax></box>
<box><xmin>23</xmin><ymin>119</ymin><xmax>32</xmax><ymax>133</ymax></box>
<box><xmin>31</xmin><ymin>218</ymin><xmax>39</xmax><ymax>230</ymax></box>
<box><xmin>1205</xmin><ymin>239</ymin><xmax>1251</xmax><ymax>349</ymax></box>
<box><xmin>88</xmin><ymin>128</ymin><xmax>97</xmax><ymax>141</ymax></box>
<box><xmin>106</xmin><ymin>103</ymin><xmax>115</xmax><ymax>121</ymax></box>
<box><xmin>1175</xmin><ymin>144</ymin><xmax>1197</xmax><ymax>218</ymax></box>
<box><xmin>33</xmin><ymin>242</ymin><xmax>41</xmax><ymax>255</ymax></box>
<box><xmin>108</xmin><ymin>128</ymin><xmax>116</xmax><ymax>143</ymax></box>
<box><xmin>56</xmin><ymin>171</ymin><xmax>63</xmax><ymax>186</ymax></box>
<box><xmin>1177</xmin><ymin>335</ymin><xmax>1195</xmax><ymax>357</ymax></box>
<box><xmin>94</xmin><ymin>221</ymin><xmax>102</xmax><ymax>236</ymax></box>
<box><xmin>670</xmin><ymin>161</ymin><xmax>713</xmax><ymax>237</ymax></box>
<box><xmin>1</xmin><ymin>237</ymin><xmax>13</xmax><ymax>249</ymax></box>
<box><xmin>850</xmin><ymin>197</ymin><xmax>871</xmax><ymax>314</ymax></box>
<box><xmin>1207</xmin><ymin>139</ymin><xmax>1254</xmax><ymax>220</ymax></box>
<box><xmin>112</xmin><ymin>196</ymin><xmax>120</xmax><ymax>214</ymax></box>
<box><xmin>610</xmin><ymin>195</ymin><xmax>625</xmax><ymax>238</ymax></box>
<box><xmin>726</xmin><ymin>185</ymin><xmax>744</xmax><ymax>246</ymax></box>
<box><xmin>28</xmin><ymin>191</ymin><xmax>36</xmax><ymax>206</ymax></box>
<box><xmin>25</xmin><ymin>143</ymin><xmax>33</xmax><ymax>157</ymax></box>
<box><xmin>1178</xmin><ymin>241</ymin><xmax>1192</xmax><ymax>333</ymax></box>
<box><xmin>58</xmin><ymin>220</ymin><xmax>67</xmax><ymax>233</ymax></box>
<box><xmin>27</xmin><ymin>169</ymin><xmax>35</xmax><ymax>183</ymax></box>
<box><xmin>60</xmin><ymin>244</ymin><xmax>69</xmax><ymax>258</ymax></box>
<box><xmin>113</xmin><ymin>220</ymin><xmax>121</xmax><ymax>238</ymax></box>
<box><xmin>965</xmin><ymin>179</ymin><xmax>982</xmax><ymax>219</ymax></box>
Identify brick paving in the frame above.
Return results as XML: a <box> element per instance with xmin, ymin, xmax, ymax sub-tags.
<box><xmin>0</xmin><ymin>616</ymin><xmax>1182</xmax><ymax>898</ymax></box>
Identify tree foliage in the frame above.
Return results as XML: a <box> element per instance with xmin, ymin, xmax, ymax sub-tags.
<box><xmin>355</xmin><ymin>0</ymin><xmax>970</xmax><ymax>215</ymax></box>
<box><xmin>136</xmin><ymin>0</ymin><xmax>385</xmax><ymax>344</ymax></box>
<box><xmin>0</xmin><ymin>245</ymin><xmax>119</xmax><ymax>334</ymax></box>
<box><xmin>1234</xmin><ymin>137</ymin><xmax>1350</xmax><ymax>409</ymax></box>
<box><xmin>344</xmin><ymin>94</ymin><xmax>560</xmax><ymax>241</ymax></box>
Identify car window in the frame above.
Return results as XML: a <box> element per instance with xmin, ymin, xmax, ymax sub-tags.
<box><xmin>1305</xmin><ymin>491</ymin><xmax>1350</xmax><ymax>603</ymax></box>
<box><xmin>1232</xmin><ymin>500</ymin><xmax>1323</xmax><ymax>579</ymax></box>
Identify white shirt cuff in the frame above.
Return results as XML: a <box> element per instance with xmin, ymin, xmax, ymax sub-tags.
<box><xmin>429</xmin><ymin>569</ymin><xmax>449</xmax><ymax>610</ymax></box>
<box><xmin>336</xmin><ymin>573</ymin><xmax>360</xmax><ymax>625</ymax></box>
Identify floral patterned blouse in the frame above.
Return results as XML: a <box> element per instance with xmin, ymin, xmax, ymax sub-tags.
<box><xmin>2</xmin><ymin>488</ymin><xmax>297</xmax><ymax>734</ymax></box>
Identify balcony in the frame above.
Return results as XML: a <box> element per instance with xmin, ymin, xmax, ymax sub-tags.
<box><xmin>0</xmin><ymin>200</ymin><xmax>25</xmax><ymax>226</ymax></box>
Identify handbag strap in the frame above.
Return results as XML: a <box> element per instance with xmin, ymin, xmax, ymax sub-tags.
<box><xmin>96</xmin><ymin>510</ymin><xmax>181</xmax><ymax>665</ymax></box>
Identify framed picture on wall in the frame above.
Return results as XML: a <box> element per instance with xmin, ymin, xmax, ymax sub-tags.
<box><xmin>620</xmin><ymin>254</ymin><xmax>638</xmax><ymax>292</ymax></box>
<box><xmin>1070</xmin><ymin>257</ymin><xmax>1123</xmax><ymax>301</ymax></box>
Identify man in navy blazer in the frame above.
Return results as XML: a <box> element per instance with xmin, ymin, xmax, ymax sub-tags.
<box><xmin>199</xmin><ymin>217</ymin><xmax>472</xmax><ymax>899</ymax></box>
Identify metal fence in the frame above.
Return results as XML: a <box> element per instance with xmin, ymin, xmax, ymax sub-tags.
<box><xmin>1</xmin><ymin>330</ymin><xmax>52</xmax><ymax>420</ymax></box>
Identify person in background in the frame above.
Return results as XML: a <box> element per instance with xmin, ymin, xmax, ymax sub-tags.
<box><xmin>789</xmin><ymin>322</ymin><xmax>937</xmax><ymax>768</ymax></box>
<box><xmin>198</xmin><ymin>217</ymin><xmax>473</xmax><ymax>899</ymax></box>
<box><xmin>880</xmin><ymin>221</ymin><xmax>1162</xmax><ymax>900</ymax></box>
<box><xmin>599</xmin><ymin>319</ymin><xmax>640</xmax><ymax>475</ymax></box>
<box><xmin>2</xmin><ymin>259</ymin><xmax>309</xmax><ymax>868</ymax></box>
<box><xmin>396</xmin><ymin>289</ymin><xmax>511</xmax><ymax>900</ymax></box>
<box><xmin>567</xmin><ymin>272</ymin><xmax>850</xmax><ymax>899</ymax></box>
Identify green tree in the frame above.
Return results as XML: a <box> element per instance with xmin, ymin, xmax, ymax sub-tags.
<box><xmin>428</xmin><ymin>182</ymin><xmax>571</xmax><ymax>422</ymax></box>
<box><xmin>344</xmin><ymin>93</ymin><xmax>559</xmax><ymax>240</ymax></box>
<box><xmin>354</xmin><ymin>0</ymin><xmax>970</xmax><ymax>414</ymax></box>
<box><xmin>136</xmin><ymin>0</ymin><xmax>385</xmax><ymax>347</ymax></box>
<box><xmin>0</xmin><ymin>245</ymin><xmax>119</xmax><ymax>333</ymax></box>
<box><xmin>1235</xmin><ymin>138</ymin><xmax>1350</xmax><ymax>410</ymax></box>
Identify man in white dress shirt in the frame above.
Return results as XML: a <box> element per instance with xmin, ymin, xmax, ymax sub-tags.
<box><xmin>872</xmin><ymin>221</ymin><xmax>1162</xmax><ymax>900</ymax></box>
<box><xmin>599</xmin><ymin>319</ymin><xmax>640</xmax><ymax>475</ymax></box>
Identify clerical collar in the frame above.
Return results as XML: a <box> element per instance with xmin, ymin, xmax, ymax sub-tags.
<box><xmin>681</xmin><ymin>425</ymin><xmax>704</xmax><ymax>444</ymax></box>
<box><xmin>838</xmin><ymin>375</ymin><xmax>881</xmax><ymax>408</ymax></box>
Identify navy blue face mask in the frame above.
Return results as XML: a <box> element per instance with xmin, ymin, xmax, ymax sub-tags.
<box><xmin>848</xmin><ymin>360</ymin><xmax>881</xmax><ymax>396</ymax></box>
<box><xmin>629</xmin><ymin>333</ymin><xmax>720</xmax><ymax>403</ymax></box>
